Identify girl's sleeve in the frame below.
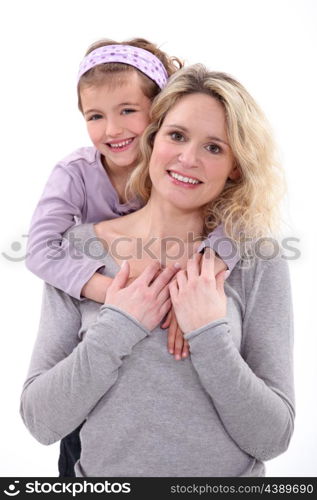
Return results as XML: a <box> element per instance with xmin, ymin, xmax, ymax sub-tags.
<box><xmin>198</xmin><ymin>224</ymin><xmax>240</xmax><ymax>275</ymax></box>
<box><xmin>184</xmin><ymin>256</ymin><xmax>295</xmax><ymax>462</ymax></box>
<box><xmin>26</xmin><ymin>164</ymin><xmax>105</xmax><ymax>299</ymax></box>
<box><xmin>20</xmin><ymin>284</ymin><xmax>149</xmax><ymax>445</ymax></box>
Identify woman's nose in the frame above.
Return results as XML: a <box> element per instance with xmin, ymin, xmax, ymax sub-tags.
<box><xmin>178</xmin><ymin>144</ymin><xmax>200</xmax><ymax>168</ymax></box>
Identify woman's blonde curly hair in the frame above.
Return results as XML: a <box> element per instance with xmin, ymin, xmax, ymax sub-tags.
<box><xmin>126</xmin><ymin>64</ymin><xmax>285</xmax><ymax>247</ymax></box>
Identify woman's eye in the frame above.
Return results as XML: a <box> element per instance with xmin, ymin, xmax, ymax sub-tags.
<box><xmin>88</xmin><ymin>114</ymin><xmax>103</xmax><ymax>121</ymax></box>
<box><xmin>170</xmin><ymin>131</ymin><xmax>185</xmax><ymax>141</ymax></box>
<box><xmin>206</xmin><ymin>143</ymin><xmax>222</xmax><ymax>154</ymax></box>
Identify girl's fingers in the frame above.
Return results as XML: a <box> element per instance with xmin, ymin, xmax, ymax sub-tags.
<box><xmin>181</xmin><ymin>339</ymin><xmax>190</xmax><ymax>359</ymax></box>
<box><xmin>201</xmin><ymin>247</ymin><xmax>215</xmax><ymax>279</ymax></box>
<box><xmin>186</xmin><ymin>252</ymin><xmax>200</xmax><ymax>280</ymax></box>
<box><xmin>161</xmin><ymin>308</ymin><xmax>172</xmax><ymax>329</ymax></box>
<box><xmin>214</xmin><ymin>255</ymin><xmax>227</xmax><ymax>276</ymax></box>
<box><xmin>167</xmin><ymin>315</ymin><xmax>177</xmax><ymax>354</ymax></box>
<box><xmin>174</xmin><ymin>327</ymin><xmax>184</xmax><ymax>361</ymax></box>
<box><xmin>216</xmin><ymin>269</ymin><xmax>227</xmax><ymax>296</ymax></box>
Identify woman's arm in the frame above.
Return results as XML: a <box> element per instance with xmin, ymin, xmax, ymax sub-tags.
<box><xmin>20</xmin><ymin>283</ymin><xmax>150</xmax><ymax>445</ymax></box>
<box><xmin>171</xmin><ymin>251</ymin><xmax>295</xmax><ymax>461</ymax></box>
<box><xmin>20</xmin><ymin>261</ymin><xmax>177</xmax><ymax>445</ymax></box>
<box><xmin>26</xmin><ymin>163</ymin><xmax>108</xmax><ymax>300</ymax></box>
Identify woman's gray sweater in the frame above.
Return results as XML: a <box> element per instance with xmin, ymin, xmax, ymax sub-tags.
<box><xmin>20</xmin><ymin>223</ymin><xmax>295</xmax><ymax>477</ymax></box>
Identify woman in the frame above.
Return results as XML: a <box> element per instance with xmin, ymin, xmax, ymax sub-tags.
<box><xmin>20</xmin><ymin>65</ymin><xmax>294</xmax><ymax>477</ymax></box>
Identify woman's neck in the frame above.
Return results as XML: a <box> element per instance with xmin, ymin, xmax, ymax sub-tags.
<box><xmin>123</xmin><ymin>196</ymin><xmax>204</xmax><ymax>242</ymax></box>
<box><xmin>95</xmin><ymin>194</ymin><xmax>205</xmax><ymax>270</ymax></box>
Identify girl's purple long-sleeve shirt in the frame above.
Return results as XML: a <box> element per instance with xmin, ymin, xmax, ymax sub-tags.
<box><xmin>26</xmin><ymin>147</ymin><xmax>239</xmax><ymax>299</ymax></box>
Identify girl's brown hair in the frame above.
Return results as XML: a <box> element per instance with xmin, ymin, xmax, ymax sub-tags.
<box><xmin>77</xmin><ymin>38</ymin><xmax>183</xmax><ymax>111</ymax></box>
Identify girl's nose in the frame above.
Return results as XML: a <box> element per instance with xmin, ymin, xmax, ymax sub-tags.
<box><xmin>105</xmin><ymin>118</ymin><xmax>123</xmax><ymax>137</ymax></box>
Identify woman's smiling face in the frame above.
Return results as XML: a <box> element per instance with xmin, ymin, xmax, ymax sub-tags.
<box><xmin>149</xmin><ymin>92</ymin><xmax>239</xmax><ymax>211</ymax></box>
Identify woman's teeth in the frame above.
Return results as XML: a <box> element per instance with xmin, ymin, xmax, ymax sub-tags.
<box><xmin>169</xmin><ymin>171</ymin><xmax>201</xmax><ymax>184</ymax></box>
<box><xmin>108</xmin><ymin>138</ymin><xmax>134</xmax><ymax>149</ymax></box>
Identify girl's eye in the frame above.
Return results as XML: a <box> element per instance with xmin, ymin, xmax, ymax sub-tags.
<box><xmin>206</xmin><ymin>143</ymin><xmax>222</xmax><ymax>154</ymax></box>
<box><xmin>122</xmin><ymin>109</ymin><xmax>136</xmax><ymax>115</ymax></box>
<box><xmin>170</xmin><ymin>131</ymin><xmax>185</xmax><ymax>142</ymax></box>
<box><xmin>88</xmin><ymin>114</ymin><xmax>103</xmax><ymax>121</ymax></box>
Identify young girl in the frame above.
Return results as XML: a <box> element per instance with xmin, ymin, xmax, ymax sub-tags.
<box><xmin>25</xmin><ymin>38</ymin><xmax>239</xmax><ymax>477</ymax></box>
<box><xmin>26</xmin><ymin>37</ymin><xmax>238</xmax><ymax>355</ymax></box>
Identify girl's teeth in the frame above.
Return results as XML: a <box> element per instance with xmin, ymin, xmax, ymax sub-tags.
<box><xmin>109</xmin><ymin>139</ymin><xmax>133</xmax><ymax>148</ymax></box>
<box><xmin>169</xmin><ymin>171</ymin><xmax>200</xmax><ymax>184</ymax></box>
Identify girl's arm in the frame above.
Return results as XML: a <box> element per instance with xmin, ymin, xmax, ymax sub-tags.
<box><xmin>198</xmin><ymin>224</ymin><xmax>240</xmax><ymax>275</ymax></box>
<box><xmin>26</xmin><ymin>163</ymin><xmax>110</xmax><ymax>300</ymax></box>
<box><xmin>171</xmin><ymin>253</ymin><xmax>295</xmax><ymax>461</ymax></box>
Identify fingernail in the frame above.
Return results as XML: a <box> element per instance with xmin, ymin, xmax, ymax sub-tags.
<box><xmin>121</xmin><ymin>260</ymin><xmax>127</xmax><ymax>268</ymax></box>
<box><xmin>175</xmin><ymin>354</ymin><xmax>181</xmax><ymax>360</ymax></box>
<box><xmin>169</xmin><ymin>349</ymin><xmax>174</xmax><ymax>354</ymax></box>
<box><xmin>174</xmin><ymin>262</ymin><xmax>181</xmax><ymax>269</ymax></box>
<box><xmin>224</xmin><ymin>270</ymin><xmax>230</xmax><ymax>279</ymax></box>
<box><xmin>182</xmin><ymin>352</ymin><xmax>188</xmax><ymax>358</ymax></box>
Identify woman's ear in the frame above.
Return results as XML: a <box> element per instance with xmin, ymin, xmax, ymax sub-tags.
<box><xmin>228</xmin><ymin>164</ymin><xmax>241</xmax><ymax>181</ymax></box>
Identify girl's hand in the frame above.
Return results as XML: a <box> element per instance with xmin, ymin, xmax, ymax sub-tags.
<box><xmin>161</xmin><ymin>307</ymin><xmax>190</xmax><ymax>361</ymax></box>
<box><xmin>104</xmin><ymin>260</ymin><xmax>180</xmax><ymax>331</ymax></box>
<box><xmin>214</xmin><ymin>254</ymin><xmax>228</xmax><ymax>276</ymax></box>
<box><xmin>169</xmin><ymin>249</ymin><xmax>227</xmax><ymax>334</ymax></box>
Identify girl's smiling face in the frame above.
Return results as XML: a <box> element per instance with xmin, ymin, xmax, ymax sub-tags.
<box><xmin>81</xmin><ymin>71</ymin><xmax>152</xmax><ymax>172</ymax></box>
<box><xmin>149</xmin><ymin>92</ymin><xmax>239</xmax><ymax>211</ymax></box>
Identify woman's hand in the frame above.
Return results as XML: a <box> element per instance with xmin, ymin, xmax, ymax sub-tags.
<box><xmin>104</xmin><ymin>260</ymin><xmax>180</xmax><ymax>331</ymax></box>
<box><xmin>169</xmin><ymin>249</ymin><xmax>227</xmax><ymax>334</ymax></box>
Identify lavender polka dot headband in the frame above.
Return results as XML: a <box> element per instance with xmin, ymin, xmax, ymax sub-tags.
<box><xmin>78</xmin><ymin>44</ymin><xmax>169</xmax><ymax>89</ymax></box>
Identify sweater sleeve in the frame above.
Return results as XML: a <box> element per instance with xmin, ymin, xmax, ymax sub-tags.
<box><xmin>25</xmin><ymin>163</ymin><xmax>105</xmax><ymax>299</ymax></box>
<box><xmin>20</xmin><ymin>284</ymin><xmax>149</xmax><ymax>445</ymax></box>
<box><xmin>184</xmin><ymin>256</ymin><xmax>295</xmax><ymax>462</ymax></box>
<box><xmin>197</xmin><ymin>224</ymin><xmax>240</xmax><ymax>275</ymax></box>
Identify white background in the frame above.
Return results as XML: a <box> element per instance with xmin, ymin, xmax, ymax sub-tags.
<box><xmin>0</xmin><ymin>0</ymin><xmax>316</xmax><ymax>477</ymax></box>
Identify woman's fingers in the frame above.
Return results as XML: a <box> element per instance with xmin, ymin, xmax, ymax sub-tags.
<box><xmin>150</xmin><ymin>263</ymin><xmax>181</xmax><ymax>296</ymax></box>
<box><xmin>176</xmin><ymin>269</ymin><xmax>187</xmax><ymax>290</ymax></box>
<box><xmin>109</xmin><ymin>260</ymin><xmax>130</xmax><ymax>292</ymax></box>
<box><xmin>159</xmin><ymin>298</ymin><xmax>172</xmax><ymax>323</ymax></box>
<box><xmin>136</xmin><ymin>260</ymin><xmax>162</xmax><ymax>286</ymax></box>
<box><xmin>168</xmin><ymin>279</ymin><xmax>178</xmax><ymax>303</ymax></box>
<box><xmin>157</xmin><ymin>285</ymin><xmax>170</xmax><ymax>305</ymax></box>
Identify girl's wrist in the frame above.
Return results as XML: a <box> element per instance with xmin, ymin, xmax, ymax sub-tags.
<box><xmin>81</xmin><ymin>273</ymin><xmax>113</xmax><ymax>303</ymax></box>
